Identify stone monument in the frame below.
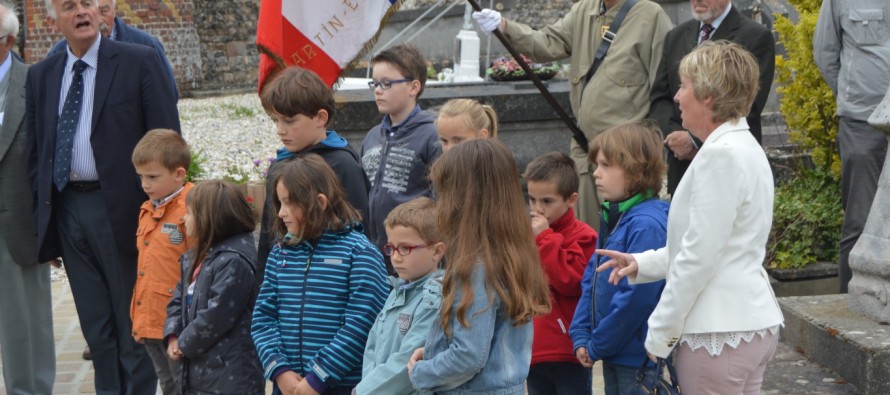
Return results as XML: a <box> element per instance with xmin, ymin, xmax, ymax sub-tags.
<box><xmin>453</xmin><ymin>4</ymin><xmax>484</xmax><ymax>83</ymax></box>
<box><xmin>849</xmin><ymin>85</ymin><xmax>890</xmax><ymax>323</ymax></box>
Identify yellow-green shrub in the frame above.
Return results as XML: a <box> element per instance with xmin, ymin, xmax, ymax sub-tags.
<box><xmin>774</xmin><ymin>0</ymin><xmax>839</xmax><ymax>177</ymax></box>
<box><xmin>769</xmin><ymin>0</ymin><xmax>843</xmax><ymax>269</ymax></box>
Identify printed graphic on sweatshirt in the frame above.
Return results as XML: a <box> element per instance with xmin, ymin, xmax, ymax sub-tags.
<box><xmin>362</xmin><ymin>144</ymin><xmax>421</xmax><ymax>193</ymax></box>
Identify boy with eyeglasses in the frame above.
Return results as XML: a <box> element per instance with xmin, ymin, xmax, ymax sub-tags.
<box><xmin>357</xmin><ymin>197</ymin><xmax>444</xmax><ymax>395</ymax></box>
<box><xmin>361</xmin><ymin>44</ymin><xmax>442</xmax><ymax>275</ymax></box>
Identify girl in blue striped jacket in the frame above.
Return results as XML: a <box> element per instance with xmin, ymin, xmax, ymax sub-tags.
<box><xmin>252</xmin><ymin>154</ymin><xmax>389</xmax><ymax>395</ymax></box>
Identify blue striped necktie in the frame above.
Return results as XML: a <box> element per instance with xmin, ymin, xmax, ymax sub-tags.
<box><xmin>54</xmin><ymin>59</ymin><xmax>88</xmax><ymax>192</ymax></box>
<box><xmin>700</xmin><ymin>23</ymin><xmax>714</xmax><ymax>43</ymax></box>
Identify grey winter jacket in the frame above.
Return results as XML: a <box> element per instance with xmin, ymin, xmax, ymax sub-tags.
<box><xmin>164</xmin><ymin>232</ymin><xmax>265</xmax><ymax>395</ymax></box>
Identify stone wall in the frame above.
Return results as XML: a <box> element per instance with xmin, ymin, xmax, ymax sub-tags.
<box><xmin>20</xmin><ymin>0</ymin><xmax>258</xmax><ymax>95</ymax></box>
<box><xmin>401</xmin><ymin>0</ymin><xmax>576</xmax><ymax>28</ymax></box>
<box><xmin>191</xmin><ymin>0</ymin><xmax>259</xmax><ymax>92</ymax></box>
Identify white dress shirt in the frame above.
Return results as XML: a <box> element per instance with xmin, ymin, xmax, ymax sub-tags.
<box><xmin>60</xmin><ymin>35</ymin><xmax>101</xmax><ymax>182</ymax></box>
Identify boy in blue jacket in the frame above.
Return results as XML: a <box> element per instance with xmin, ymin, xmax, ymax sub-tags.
<box><xmin>357</xmin><ymin>197</ymin><xmax>445</xmax><ymax>394</ymax></box>
<box><xmin>570</xmin><ymin>121</ymin><xmax>669</xmax><ymax>395</ymax></box>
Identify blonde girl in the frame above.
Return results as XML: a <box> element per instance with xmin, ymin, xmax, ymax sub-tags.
<box><xmin>435</xmin><ymin>98</ymin><xmax>499</xmax><ymax>151</ymax></box>
<box><xmin>407</xmin><ymin>139</ymin><xmax>551</xmax><ymax>394</ymax></box>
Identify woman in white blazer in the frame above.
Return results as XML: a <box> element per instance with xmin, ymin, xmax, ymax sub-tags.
<box><xmin>597</xmin><ymin>41</ymin><xmax>784</xmax><ymax>395</ymax></box>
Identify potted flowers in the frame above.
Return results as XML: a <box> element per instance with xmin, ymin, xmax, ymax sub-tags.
<box><xmin>487</xmin><ymin>55</ymin><xmax>559</xmax><ymax>82</ymax></box>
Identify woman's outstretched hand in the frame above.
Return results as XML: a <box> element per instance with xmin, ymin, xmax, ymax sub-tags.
<box><xmin>595</xmin><ymin>249</ymin><xmax>639</xmax><ymax>285</ymax></box>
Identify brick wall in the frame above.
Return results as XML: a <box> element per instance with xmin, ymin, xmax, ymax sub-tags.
<box><xmin>21</xmin><ymin>0</ymin><xmax>258</xmax><ymax>95</ymax></box>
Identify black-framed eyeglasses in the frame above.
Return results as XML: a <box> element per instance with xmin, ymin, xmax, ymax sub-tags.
<box><xmin>368</xmin><ymin>78</ymin><xmax>412</xmax><ymax>91</ymax></box>
<box><xmin>383</xmin><ymin>242</ymin><xmax>435</xmax><ymax>256</ymax></box>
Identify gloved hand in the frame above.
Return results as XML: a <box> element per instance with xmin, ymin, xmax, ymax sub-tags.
<box><xmin>472</xmin><ymin>9</ymin><xmax>502</xmax><ymax>33</ymax></box>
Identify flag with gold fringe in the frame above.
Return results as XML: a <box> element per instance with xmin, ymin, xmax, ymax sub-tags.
<box><xmin>256</xmin><ymin>0</ymin><xmax>401</xmax><ymax>92</ymax></box>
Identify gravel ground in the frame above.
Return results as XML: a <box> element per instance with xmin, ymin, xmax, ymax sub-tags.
<box><xmin>179</xmin><ymin>93</ymin><xmax>280</xmax><ymax>183</ymax></box>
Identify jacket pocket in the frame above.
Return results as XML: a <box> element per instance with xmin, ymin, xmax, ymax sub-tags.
<box><xmin>843</xmin><ymin>9</ymin><xmax>887</xmax><ymax>46</ymax></box>
<box><xmin>147</xmin><ymin>284</ymin><xmax>176</xmax><ymax>332</ymax></box>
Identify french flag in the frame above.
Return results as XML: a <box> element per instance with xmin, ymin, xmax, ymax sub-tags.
<box><xmin>256</xmin><ymin>0</ymin><xmax>400</xmax><ymax>92</ymax></box>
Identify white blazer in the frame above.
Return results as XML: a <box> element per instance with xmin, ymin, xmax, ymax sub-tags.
<box><xmin>632</xmin><ymin>118</ymin><xmax>784</xmax><ymax>358</ymax></box>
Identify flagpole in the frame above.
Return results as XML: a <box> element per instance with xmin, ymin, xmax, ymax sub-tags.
<box><xmin>466</xmin><ymin>0</ymin><xmax>589</xmax><ymax>153</ymax></box>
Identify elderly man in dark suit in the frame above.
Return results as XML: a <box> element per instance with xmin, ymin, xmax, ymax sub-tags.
<box><xmin>649</xmin><ymin>0</ymin><xmax>775</xmax><ymax>194</ymax></box>
<box><xmin>0</xmin><ymin>2</ymin><xmax>56</xmax><ymax>394</ymax></box>
<box><xmin>47</xmin><ymin>0</ymin><xmax>178</xmax><ymax>99</ymax></box>
<box><xmin>26</xmin><ymin>0</ymin><xmax>181</xmax><ymax>393</ymax></box>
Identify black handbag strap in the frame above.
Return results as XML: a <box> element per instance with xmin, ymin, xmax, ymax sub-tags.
<box><xmin>582</xmin><ymin>0</ymin><xmax>639</xmax><ymax>88</ymax></box>
<box><xmin>635</xmin><ymin>355</ymin><xmax>681</xmax><ymax>391</ymax></box>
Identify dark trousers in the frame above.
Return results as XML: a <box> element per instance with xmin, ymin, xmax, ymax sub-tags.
<box><xmin>837</xmin><ymin>117</ymin><xmax>888</xmax><ymax>293</ymax></box>
<box><xmin>57</xmin><ymin>188</ymin><xmax>157</xmax><ymax>395</ymax></box>
<box><xmin>526</xmin><ymin>361</ymin><xmax>592</xmax><ymax>395</ymax></box>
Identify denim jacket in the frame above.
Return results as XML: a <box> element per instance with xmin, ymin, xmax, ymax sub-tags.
<box><xmin>409</xmin><ymin>264</ymin><xmax>532</xmax><ymax>394</ymax></box>
<box><xmin>357</xmin><ymin>270</ymin><xmax>443</xmax><ymax>395</ymax></box>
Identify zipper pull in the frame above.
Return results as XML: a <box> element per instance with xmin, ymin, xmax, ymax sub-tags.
<box><xmin>557</xmin><ymin>318</ymin><xmax>567</xmax><ymax>334</ymax></box>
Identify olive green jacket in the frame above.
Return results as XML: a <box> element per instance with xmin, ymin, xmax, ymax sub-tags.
<box><xmin>504</xmin><ymin>0</ymin><xmax>672</xmax><ymax>172</ymax></box>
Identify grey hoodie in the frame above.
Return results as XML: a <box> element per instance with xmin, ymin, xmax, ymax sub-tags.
<box><xmin>361</xmin><ymin>106</ymin><xmax>442</xmax><ymax>271</ymax></box>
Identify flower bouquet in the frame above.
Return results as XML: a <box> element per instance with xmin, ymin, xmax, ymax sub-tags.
<box><xmin>487</xmin><ymin>55</ymin><xmax>559</xmax><ymax>82</ymax></box>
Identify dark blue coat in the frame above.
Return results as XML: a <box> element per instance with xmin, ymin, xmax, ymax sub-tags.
<box><xmin>165</xmin><ymin>232</ymin><xmax>265</xmax><ymax>395</ymax></box>
<box><xmin>27</xmin><ymin>36</ymin><xmax>181</xmax><ymax>262</ymax></box>
<box><xmin>49</xmin><ymin>17</ymin><xmax>179</xmax><ymax>99</ymax></box>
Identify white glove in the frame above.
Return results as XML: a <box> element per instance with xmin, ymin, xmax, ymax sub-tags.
<box><xmin>472</xmin><ymin>9</ymin><xmax>502</xmax><ymax>33</ymax></box>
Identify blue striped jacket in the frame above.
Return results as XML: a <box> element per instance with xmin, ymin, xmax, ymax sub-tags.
<box><xmin>252</xmin><ymin>228</ymin><xmax>389</xmax><ymax>392</ymax></box>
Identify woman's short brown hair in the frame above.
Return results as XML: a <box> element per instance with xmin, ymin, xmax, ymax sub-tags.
<box><xmin>679</xmin><ymin>40</ymin><xmax>760</xmax><ymax>124</ymax></box>
<box><xmin>260</xmin><ymin>66</ymin><xmax>335</xmax><ymax>126</ymax></box>
<box><xmin>588</xmin><ymin>120</ymin><xmax>666</xmax><ymax>197</ymax></box>
<box><xmin>272</xmin><ymin>154</ymin><xmax>361</xmax><ymax>242</ymax></box>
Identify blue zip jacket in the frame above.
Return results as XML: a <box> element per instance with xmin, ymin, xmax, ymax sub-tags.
<box><xmin>569</xmin><ymin>198</ymin><xmax>668</xmax><ymax>367</ymax></box>
<box><xmin>252</xmin><ymin>227</ymin><xmax>389</xmax><ymax>393</ymax></box>
<box><xmin>256</xmin><ymin>130</ymin><xmax>370</xmax><ymax>283</ymax></box>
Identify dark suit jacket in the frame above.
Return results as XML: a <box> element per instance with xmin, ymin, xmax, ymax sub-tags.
<box><xmin>49</xmin><ymin>16</ymin><xmax>178</xmax><ymax>99</ymax></box>
<box><xmin>648</xmin><ymin>5</ymin><xmax>775</xmax><ymax>193</ymax></box>
<box><xmin>0</xmin><ymin>58</ymin><xmax>38</xmax><ymax>266</ymax></box>
<box><xmin>26</xmin><ymin>36</ymin><xmax>181</xmax><ymax>262</ymax></box>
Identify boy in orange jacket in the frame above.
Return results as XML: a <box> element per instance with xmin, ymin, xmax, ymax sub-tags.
<box><xmin>131</xmin><ymin>129</ymin><xmax>194</xmax><ymax>394</ymax></box>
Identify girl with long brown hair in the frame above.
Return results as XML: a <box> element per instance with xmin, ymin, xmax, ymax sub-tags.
<box><xmin>251</xmin><ymin>154</ymin><xmax>389</xmax><ymax>395</ymax></box>
<box><xmin>164</xmin><ymin>180</ymin><xmax>264</xmax><ymax>394</ymax></box>
<box><xmin>407</xmin><ymin>139</ymin><xmax>551</xmax><ymax>394</ymax></box>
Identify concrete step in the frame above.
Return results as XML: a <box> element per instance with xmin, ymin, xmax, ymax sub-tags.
<box><xmin>780</xmin><ymin>294</ymin><xmax>890</xmax><ymax>395</ymax></box>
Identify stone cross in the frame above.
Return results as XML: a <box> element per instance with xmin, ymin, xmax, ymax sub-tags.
<box><xmin>849</xmin><ymin>84</ymin><xmax>890</xmax><ymax>323</ymax></box>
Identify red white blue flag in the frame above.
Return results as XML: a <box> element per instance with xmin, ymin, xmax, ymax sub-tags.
<box><xmin>256</xmin><ymin>0</ymin><xmax>401</xmax><ymax>92</ymax></box>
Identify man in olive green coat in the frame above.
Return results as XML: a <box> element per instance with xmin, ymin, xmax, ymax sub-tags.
<box><xmin>474</xmin><ymin>0</ymin><xmax>672</xmax><ymax>229</ymax></box>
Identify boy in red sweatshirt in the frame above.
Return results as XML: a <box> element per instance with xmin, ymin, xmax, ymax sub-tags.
<box><xmin>526</xmin><ymin>152</ymin><xmax>598</xmax><ymax>394</ymax></box>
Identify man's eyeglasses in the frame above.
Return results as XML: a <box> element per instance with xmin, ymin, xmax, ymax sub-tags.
<box><xmin>383</xmin><ymin>242</ymin><xmax>435</xmax><ymax>256</ymax></box>
<box><xmin>368</xmin><ymin>78</ymin><xmax>412</xmax><ymax>91</ymax></box>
